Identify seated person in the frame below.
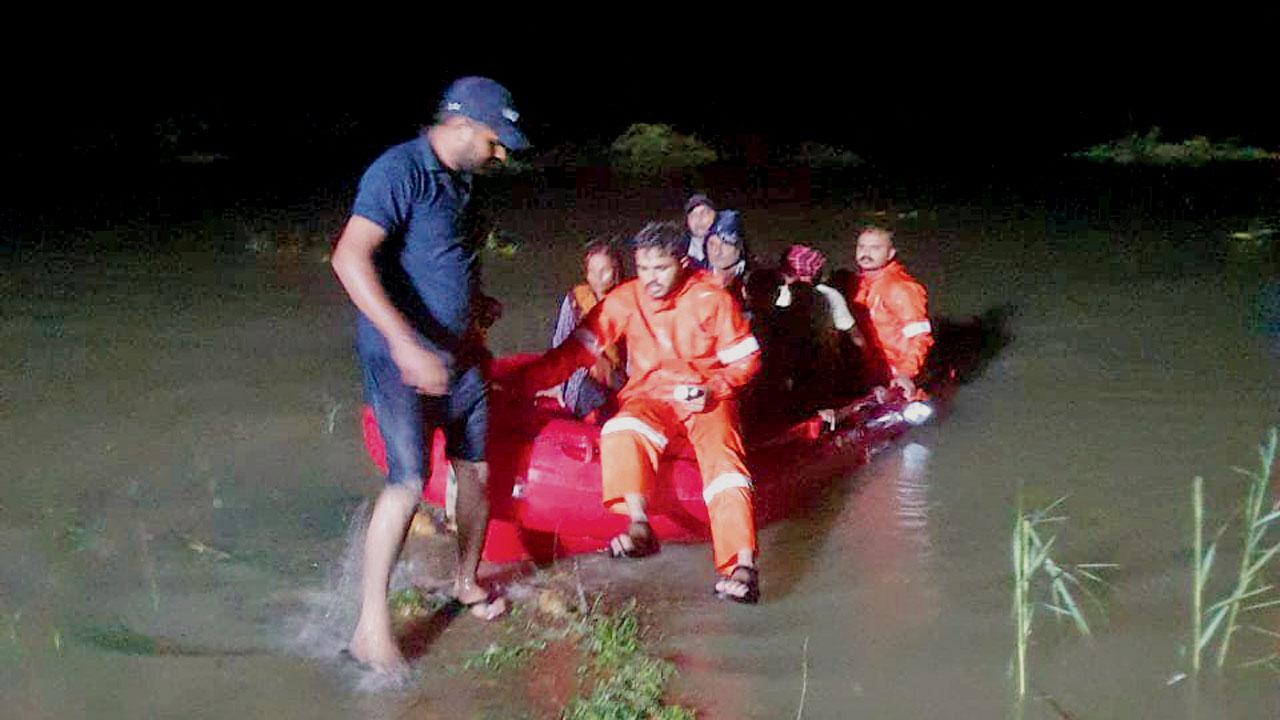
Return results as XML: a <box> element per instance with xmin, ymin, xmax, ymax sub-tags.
<box><xmin>545</xmin><ymin>239</ymin><xmax>627</xmax><ymax>420</ymax></box>
<box><xmin>514</xmin><ymin>221</ymin><xmax>763</xmax><ymax>604</ymax></box>
<box><xmin>846</xmin><ymin>226</ymin><xmax>933</xmax><ymax>401</ymax></box>
<box><xmin>777</xmin><ymin>244</ymin><xmax>866</xmax><ymax>397</ymax></box>
<box><xmin>704</xmin><ymin>210</ymin><xmax>749</xmax><ymax>305</ymax></box>
<box><xmin>683</xmin><ymin>193</ymin><xmax>717</xmax><ymax>269</ymax></box>
<box><xmin>777</xmin><ymin>244</ymin><xmax>859</xmax><ymax>340</ymax></box>
<box><xmin>751</xmin><ymin>279</ymin><xmax>842</xmax><ymax>428</ymax></box>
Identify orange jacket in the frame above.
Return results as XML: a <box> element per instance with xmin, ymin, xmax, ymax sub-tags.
<box><xmin>568</xmin><ymin>283</ymin><xmax>625</xmax><ymax>385</ymax></box>
<box><xmin>850</xmin><ymin>261</ymin><xmax>932</xmax><ymax>380</ymax></box>
<box><xmin>520</xmin><ymin>272</ymin><xmax>761</xmax><ymax>411</ymax></box>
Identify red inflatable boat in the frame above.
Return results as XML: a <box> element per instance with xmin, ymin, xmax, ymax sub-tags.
<box><xmin>360</xmin><ymin>354</ymin><xmax>938</xmax><ymax>563</ymax></box>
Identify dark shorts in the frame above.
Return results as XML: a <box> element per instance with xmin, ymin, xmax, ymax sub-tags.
<box><xmin>358</xmin><ymin>348</ymin><xmax>487</xmax><ymax>486</ymax></box>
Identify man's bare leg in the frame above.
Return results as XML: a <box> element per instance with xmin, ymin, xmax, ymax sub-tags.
<box><xmin>451</xmin><ymin>460</ymin><xmax>504</xmax><ymax>618</ymax></box>
<box><xmin>622</xmin><ymin>493</ymin><xmax>648</xmax><ymax>522</ymax></box>
<box><xmin>347</xmin><ymin>480</ymin><xmax>420</xmax><ymax>675</ymax></box>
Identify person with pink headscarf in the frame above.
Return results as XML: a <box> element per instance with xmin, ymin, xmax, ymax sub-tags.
<box><xmin>738</xmin><ymin>244</ymin><xmax>857</xmax><ymax>426</ymax></box>
<box><xmin>777</xmin><ymin>244</ymin><xmax>860</xmax><ymax>344</ymax></box>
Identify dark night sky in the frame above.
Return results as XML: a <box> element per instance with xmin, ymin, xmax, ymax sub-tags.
<box><xmin>5</xmin><ymin>31</ymin><xmax>1277</xmax><ymax>176</ymax></box>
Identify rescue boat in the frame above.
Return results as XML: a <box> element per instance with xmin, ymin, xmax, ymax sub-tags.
<box><xmin>359</xmin><ymin>354</ymin><xmax>941</xmax><ymax>563</ymax></box>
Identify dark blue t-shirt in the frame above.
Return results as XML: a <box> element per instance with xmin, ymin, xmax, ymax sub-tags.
<box><xmin>351</xmin><ymin>136</ymin><xmax>477</xmax><ymax>374</ymax></box>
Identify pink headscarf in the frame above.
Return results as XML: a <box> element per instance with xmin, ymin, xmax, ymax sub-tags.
<box><xmin>785</xmin><ymin>244</ymin><xmax>826</xmax><ymax>283</ymax></box>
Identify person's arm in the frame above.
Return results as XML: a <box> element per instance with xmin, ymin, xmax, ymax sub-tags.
<box><xmin>545</xmin><ymin>293</ymin><xmax>591</xmax><ymax>408</ymax></box>
<box><xmin>882</xmin><ymin>282</ymin><xmax>933</xmax><ymax>393</ymax></box>
<box><xmin>332</xmin><ymin>154</ymin><xmax>450</xmax><ymax>395</ymax></box>
<box><xmin>701</xmin><ymin>292</ymin><xmax>763</xmax><ymax>403</ymax></box>
<box><xmin>816</xmin><ymin>283</ymin><xmax>865</xmax><ymax>347</ymax></box>
<box><xmin>332</xmin><ymin>216</ymin><xmax>449</xmax><ymax>396</ymax></box>
<box><xmin>514</xmin><ymin>297</ymin><xmax>624</xmax><ymax>396</ymax></box>
<box><xmin>549</xmin><ymin>294</ymin><xmax>578</xmax><ymax>348</ymax></box>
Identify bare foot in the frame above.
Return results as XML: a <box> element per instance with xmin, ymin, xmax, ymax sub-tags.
<box><xmin>606</xmin><ymin>519</ymin><xmax>659</xmax><ymax>559</ymax></box>
<box><xmin>714</xmin><ymin>565</ymin><xmax>760</xmax><ymax>605</ymax></box>
<box><xmin>454</xmin><ymin>578</ymin><xmax>507</xmax><ymax>620</ymax></box>
<box><xmin>346</xmin><ymin>619</ymin><xmax>408</xmax><ymax>678</ymax></box>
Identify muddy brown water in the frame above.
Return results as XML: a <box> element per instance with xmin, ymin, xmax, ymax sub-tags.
<box><xmin>2</xmin><ymin>182</ymin><xmax>1278</xmax><ymax>718</ymax></box>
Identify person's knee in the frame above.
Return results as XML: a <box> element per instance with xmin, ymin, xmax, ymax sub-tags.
<box><xmin>383</xmin><ymin>476</ymin><xmax>424</xmax><ymax>503</ymax></box>
<box><xmin>601</xmin><ymin>415</ymin><xmax>669</xmax><ymax>454</ymax></box>
<box><xmin>382</xmin><ymin>421</ymin><xmax>427</xmax><ymax>485</ymax></box>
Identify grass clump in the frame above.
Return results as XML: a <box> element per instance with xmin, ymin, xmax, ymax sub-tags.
<box><xmin>564</xmin><ymin>599</ymin><xmax>694</xmax><ymax>720</ymax></box>
<box><xmin>453</xmin><ymin>587</ymin><xmax>695</xmax><ymax>719</ymax></box>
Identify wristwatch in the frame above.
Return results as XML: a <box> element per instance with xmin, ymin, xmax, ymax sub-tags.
<box><xmin>673</xmin><ymin>385</ymin><xmax>705</xmax><ymax>402</ymax></box>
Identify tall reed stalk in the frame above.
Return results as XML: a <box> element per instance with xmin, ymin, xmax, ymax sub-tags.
<box><xmin>1214</xmin><ymin>429</ymin><xmax>1279</xmax><ymax>669</ymax></box>
<box><xmin>1012</xmin><ymin>497</ymin><xmax>1112</xmax><ymax>698</ymax></box>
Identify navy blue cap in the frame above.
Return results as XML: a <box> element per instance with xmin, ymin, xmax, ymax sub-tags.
<box><xmin>709</xmin><ymin>209</ymin><xmax>742</xmax><ymax>245</ymax></box>
<box><xmin>439</xmin><ymin>77</ymin><xmax>530</xmax><ymax>151</ymax></box>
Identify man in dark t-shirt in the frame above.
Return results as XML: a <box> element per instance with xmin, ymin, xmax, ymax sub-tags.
<box><xmin>331</xmin><ymin>76</ymin><xmax>528</xmax><ymax>677</ymax></box>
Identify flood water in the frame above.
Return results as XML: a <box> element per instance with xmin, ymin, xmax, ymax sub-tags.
<box><xmin>3</xmin><ymin>165</ymin><xmax>1278</xmax><ymax>718</ymax></box>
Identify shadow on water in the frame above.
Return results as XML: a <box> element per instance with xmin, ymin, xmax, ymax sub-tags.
<box><xmin>764</xmin><ymin>306</ymin><xmax>1015</xmax><ymax>602</ymax></box>
<box><xmin>927</xmin><ymin>305</ymin><xmax>1018</xmax><ymax>390</ymax></box>
<box><xmin>70</xmin><ymin>623</ymin><xmax>270</xmax><ymax>659</ymax></box>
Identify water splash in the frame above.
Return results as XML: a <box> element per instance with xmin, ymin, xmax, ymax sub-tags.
<box><xmin>288</xmin><ymin>500</ymin><xmax>368</xmax><ymax>660</ymax></box>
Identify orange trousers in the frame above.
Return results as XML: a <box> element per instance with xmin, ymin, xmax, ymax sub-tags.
<box><xmin>600</xmin><ymin>397</ymin><xmax>756</xmax><ymax>575</ymax></box>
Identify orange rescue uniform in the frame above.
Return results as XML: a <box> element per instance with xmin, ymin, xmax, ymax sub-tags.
<box><xmin>568</xmin><ymin>283</ymin><xmax>625</xmax><ymax>387</ymax></box>
<box><xmin>518</xmin><ymin>272</ymin><xmax>761</xmax><ymax>575</ymax></box>
<box><xmin>850</xmin><ymin>260</ymin><xmax>933</xmax><ymax>385</ymax></box>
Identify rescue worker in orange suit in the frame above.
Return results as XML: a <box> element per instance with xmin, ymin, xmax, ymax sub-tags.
<box><xmin>848</xmin><ymin>226</ymin><xmax>933</xmax><ymax>399</ymax></box>
<box><xmin>513</xmin><ymin>221</ymin><xmax>763</xmax><ymax>603</ymax></box>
